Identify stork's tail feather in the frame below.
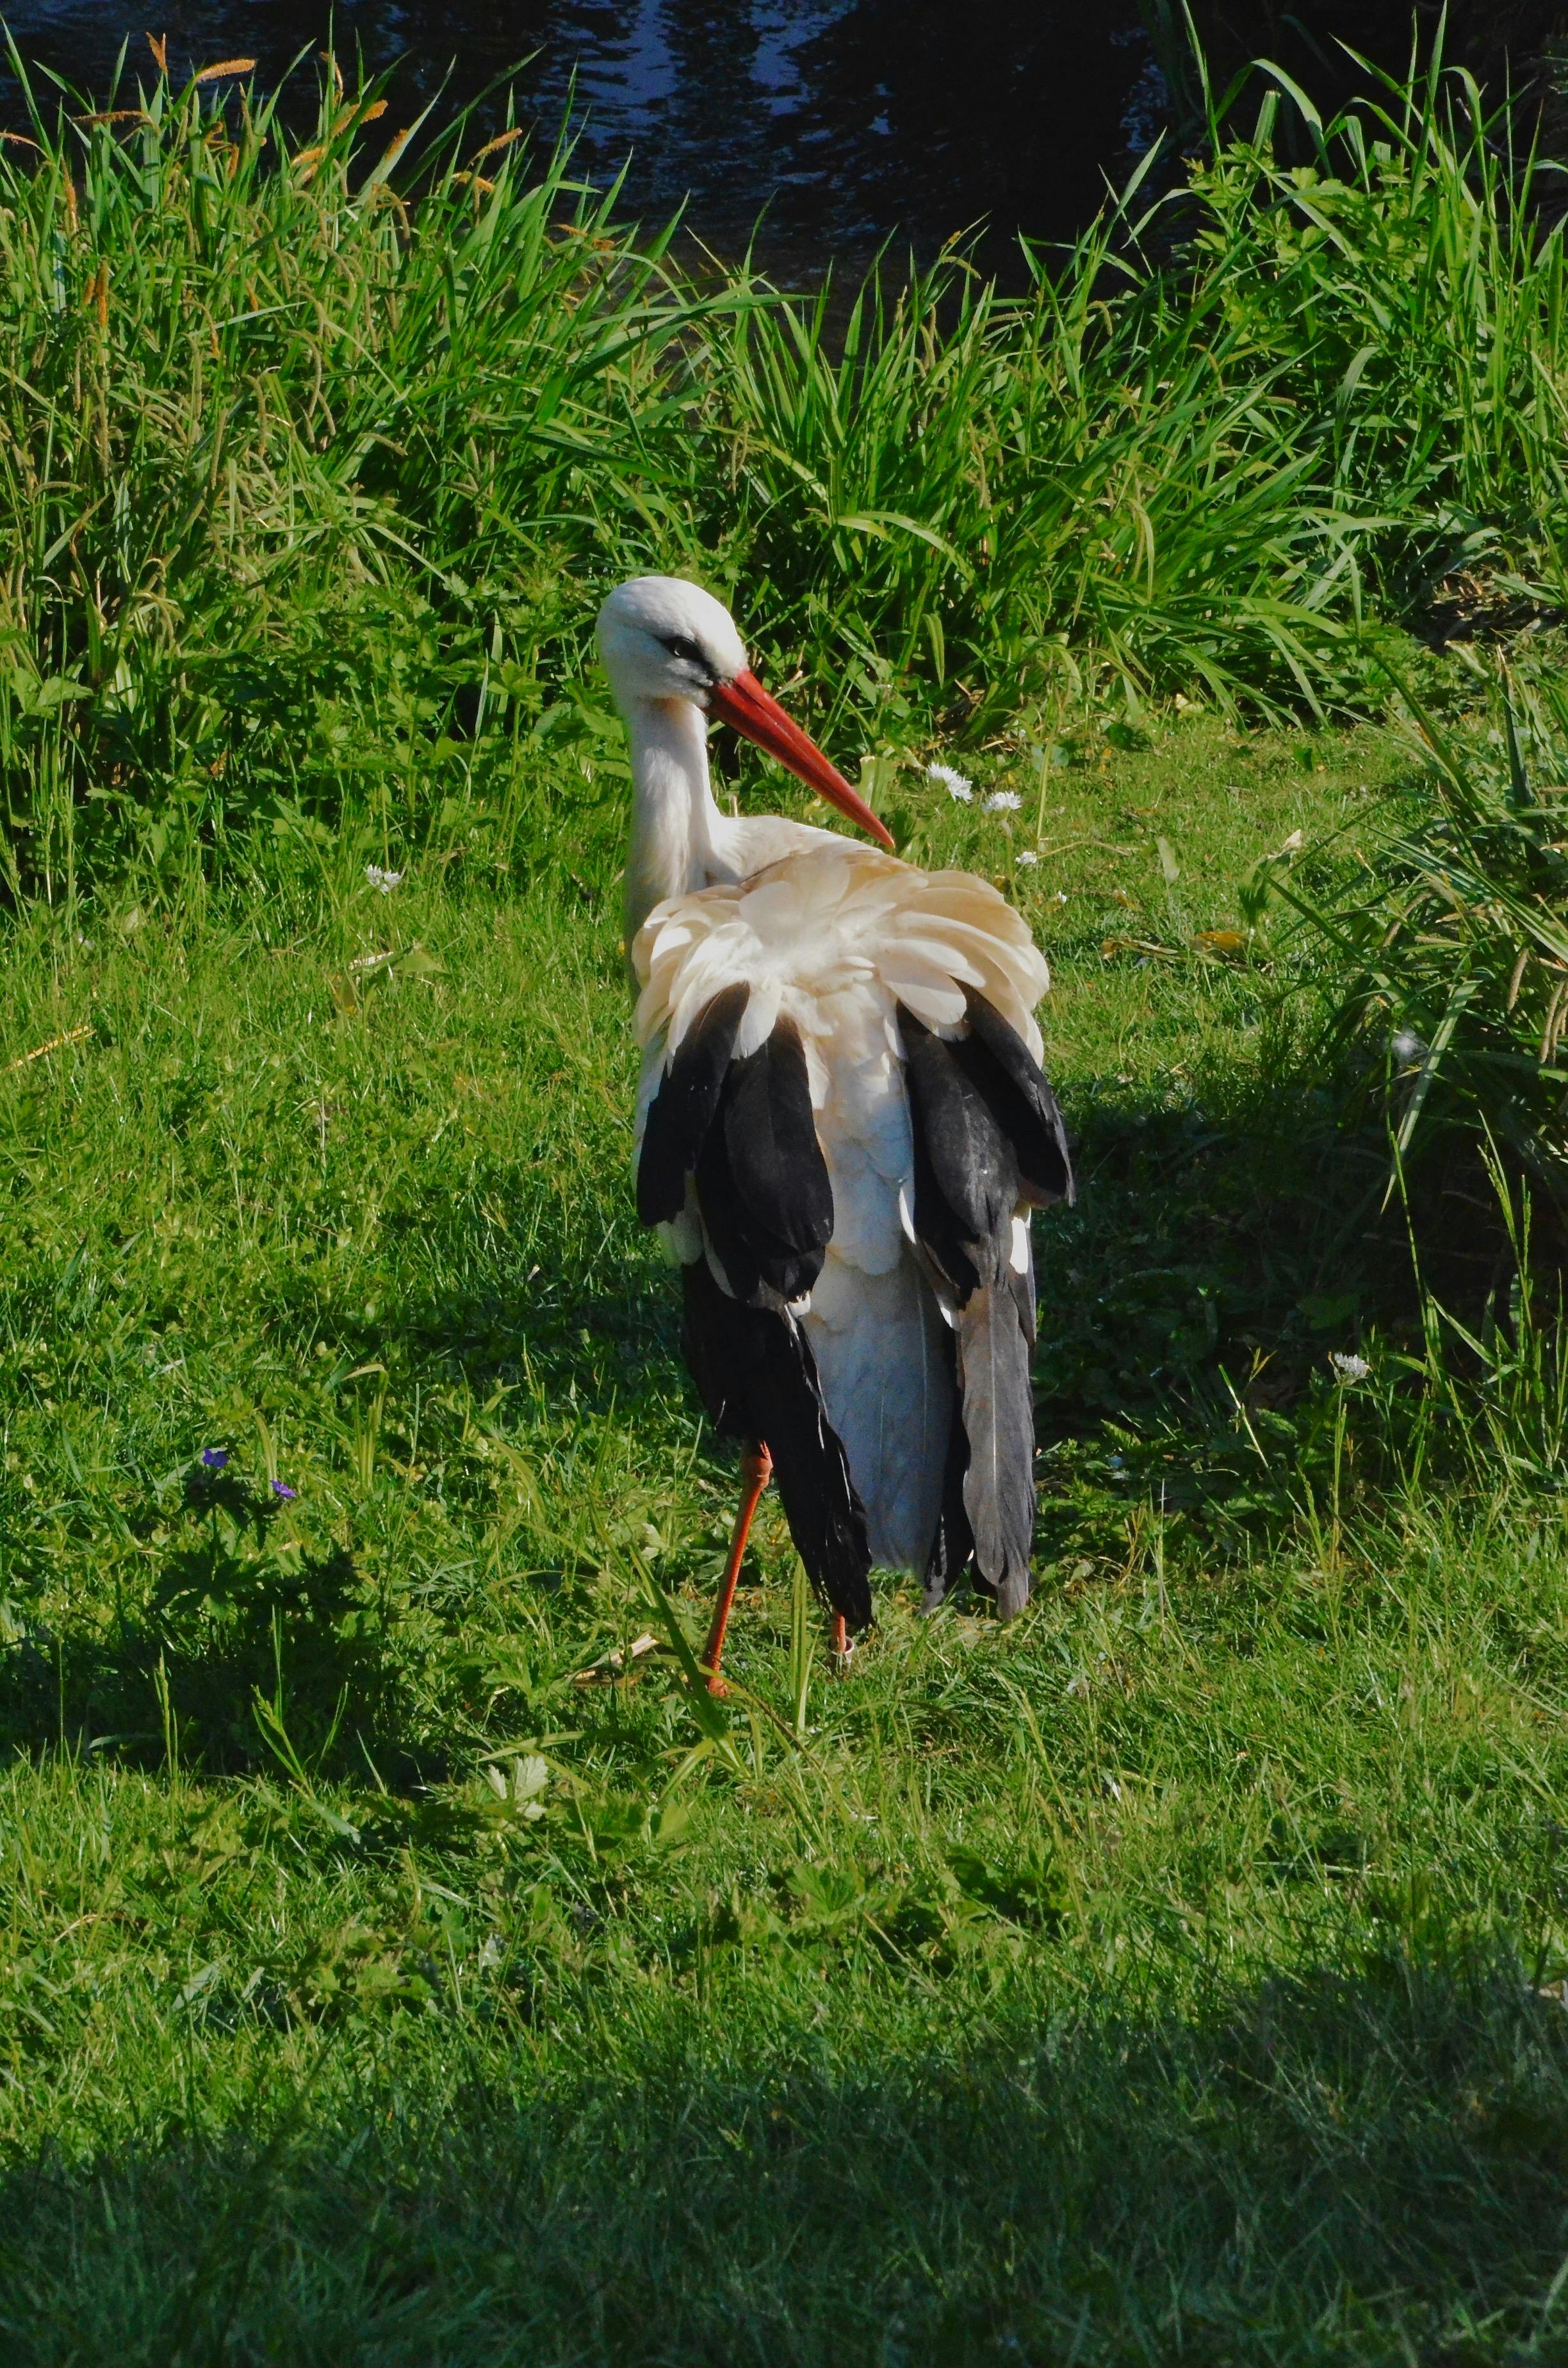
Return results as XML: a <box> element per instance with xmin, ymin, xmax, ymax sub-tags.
<box><xmin>954</xmin><ymin>1281</ymin><xmax>1035</xmax><ymax>1620</ymax></box>
<box><xmin>900</xmin><ymin>992</ymin><xmax>1074</xmax><ymax>1620</ymax></box>
<box><xmin>681</xmin><ymin>1251</ymin><xmax>874</xmax><ymax>1631</ymax></box>
<box><xmin>922</xmin><ymin>1330</ymin><xmax>974</xmax><ymax>1612</ymax></box>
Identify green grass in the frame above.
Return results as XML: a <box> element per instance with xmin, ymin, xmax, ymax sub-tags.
<box><xmin>6</xmin><ymin>35</ymin><xmax>1568</xmax><ymax>2363</ymax></box>
<box><xmin>8</xmin><ymin>714</ymin><xmax>1568</xmax><ymax>2361</ymax></box>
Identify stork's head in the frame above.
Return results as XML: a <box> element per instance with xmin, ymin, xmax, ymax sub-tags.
<box><xmin>596</xmin><ymin>574</ymin><xmax>894</xmax><ymax>851</ymax></box>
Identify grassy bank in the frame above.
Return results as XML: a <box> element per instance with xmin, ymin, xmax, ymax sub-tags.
<box><xmin>7</xmin><ymin>717</ymin><xmax>1568</xmax><ymax>2360</ymax></box>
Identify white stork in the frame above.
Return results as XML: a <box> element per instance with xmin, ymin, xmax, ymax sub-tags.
<box><xmin>597</xmin><ymin>575</ymin><xmax>1072</xmax><ymax>1689</ymax></box>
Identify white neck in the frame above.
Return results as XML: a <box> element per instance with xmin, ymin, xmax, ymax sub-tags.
<box><xmin>623</xmin><ymin>696</ymin><xmax>728</xmax><ymax>946</ymax></box>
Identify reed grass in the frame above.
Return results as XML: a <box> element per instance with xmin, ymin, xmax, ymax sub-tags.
<box><xmin>2</xmin><ymin>43</ymin><xmax>1567</xmax><ymax>892</ymax></box>
<box><xmin>1258</xmin><ymin>661</ymin><xmax>1568</xmax><ymax>1217</ymax></box>
<box><xmin>1187</xmin><ymin>42</ymin><xmax>1568</xmax><ymax>621</ymax></box>
<box><xmin>0</xmin><ymin>53</ymin><xmax>711</xmax><ymax>894</ymax></box>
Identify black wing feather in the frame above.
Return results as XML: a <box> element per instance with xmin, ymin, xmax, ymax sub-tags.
<box><xmin>953</xmin><ymin>987</ymin><xmax>1074</xmax><ymax>1208</ymax></box>
<box><xmin>636</xmin><ymin>992</ymin><xmax>871</xmax><ymax>1629</ymax></box>
<box><xmin>954</xmin><ymin>1287</ymin><xmax>1034</xmax><ymax>1619</ymax></box>
<box><xmin>922</xmin><ymin>1320</ymin><xmax>974</xmax><ymax>1611</ymax></box>
<box><xmin>899</xmin><ymin>993</ymin><xmax>1071</xmax><ymax>1618</ymax></box>
<box><xmin>637</xmin><ymin>982</ymin><xmax>749</xmax><ymax>1225</ymax></box>
<box><xmin>682</xmin><ymin>1256</ymin><xmax>872</xmax><ymax>1628</ymax></box>
<box><xmin>900</xmin><ymin>1005</ymin><xmax>1020</xmax><ymax>1292</ymax></box>
<box><xmin>698</xmin><ymin>1019</ymin><xmax>833</xmax><ymax>1305</ymax></box>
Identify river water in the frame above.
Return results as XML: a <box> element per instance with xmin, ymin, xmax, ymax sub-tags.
<box><xmin>0</xmin><ymin>1</ymin><xmax>1165</xmax><ymax>275</ymax></box>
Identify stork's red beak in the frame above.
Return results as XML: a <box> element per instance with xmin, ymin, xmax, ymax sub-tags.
<box><xmin>708</xmin><ymin>668</ymin><xmax>895</xmax><ymax>853</ymax></box>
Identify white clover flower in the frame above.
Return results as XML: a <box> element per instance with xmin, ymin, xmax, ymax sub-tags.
<box><xmin>983</xmin><ymin>790</ymin><xmax>1022</xmax><ymax>812</ymax></box>
<box><xmin>1016</xmin><ymin>849</ymin><xmax>1039</xmax><ymax>866</ymax></box>
<box><xmin>365</xmin><ymin>865</ymin><xmax>404</xmax><ymax>894</ymax></box>
<box><xmin>927</xmin><ymin>762</ymin><xmax>972</xmax><ymax>802</ymax></box>
<box><xmin>1331</xmin><ymin>1352</ymin><xmax>1371</xmax><ymax>1384</ymax></box>
<box><xmin>1392</xmin><ymin>1030</ymin><xmax>1426</xmax><ymax>1064</ymax></box>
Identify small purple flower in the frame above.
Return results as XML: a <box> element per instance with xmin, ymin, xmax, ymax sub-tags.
<box><xmin>271</xmin><ymin>1479</ymin><xmax>298</xmax><ymax>1501</ymax></box>
<box><xmin>201</xmin><ymin>1448</ymin><xmax>229</xmax><ymax>1470</ymax></box>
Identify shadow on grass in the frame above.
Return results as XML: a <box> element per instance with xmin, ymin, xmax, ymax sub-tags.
<box><xmin>1047</xmin><ymin>1082</ymin><xmax>1395</xmax><ymax>1423</ymax></box>
<box><xmin>250</xmin><ymin>1123</ymin><xmax>685</xmax><ymax>1415</ymax></box>
<box><xmin>5</xmin><ymin>1947</ymin><xmax>1568</xmax><ymax>2364</ymax></box>
<box><xmin>0</xmin><ymin>1550</ymin><xmax>403</xmax><ymax>1785</ymax></box>
<box><xmin>1033</xmin><ymin>1058</ymin><xmax>1528</xmax><ymax>1534</ymax></box>
<box><xmin>0</xmin><ymin>1455</ymin><xmax>423</xmax><ymax>1780</ymax></box>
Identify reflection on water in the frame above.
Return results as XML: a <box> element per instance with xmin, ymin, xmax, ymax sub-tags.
<box><xmin>0</xmin><ymin>0</ymin><xmax>1159</xmax><ymax>274</ymax></box>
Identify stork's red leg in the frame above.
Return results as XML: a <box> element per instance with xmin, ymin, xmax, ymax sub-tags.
<box><xmin>831</xmin><ymin>1613</ymin><xmax>854</xmax><ymax>1672</ymax></box>
<box><xmin>702</xmin><ymin>1442</ymin><xmax>772</xmax><ymax>1695</ymax></box>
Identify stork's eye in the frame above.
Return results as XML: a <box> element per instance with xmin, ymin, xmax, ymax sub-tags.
<box><xmin>663</xmin><ymin>634</ymin><xmax>708</xmax><ymax>670</ymax></box>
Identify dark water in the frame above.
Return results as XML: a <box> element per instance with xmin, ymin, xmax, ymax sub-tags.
<box><xmin>0</xmin><ymin>1</ymin><xmax>1164</xmax><ymax>274</ymax></box>
<box><xmin>2</xmin><ymin>4</ymin><xmax>1557</xmax><ymax>277</ymax></box>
